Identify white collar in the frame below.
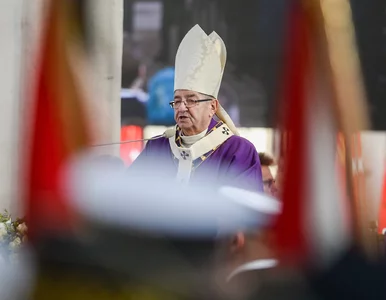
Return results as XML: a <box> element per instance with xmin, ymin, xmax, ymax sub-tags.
<box><xmin>180</xmin><ymin>129</ymin><xmax>207</xmax><ymax>147</ymax></box>
<box><xmin>169</xmin><ymin>123</ymin><xmax>233</xmax><ymax>183</ymax></box>
<box><xmin>226</xmin><ymin>259</ymin><xmax>278</xmax><ymax>282</ymax></box>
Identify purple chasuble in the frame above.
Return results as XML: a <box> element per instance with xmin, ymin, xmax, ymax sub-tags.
<box><xmin>129</xmin><ymin>119</ymin><xmax>263</xmax><ymax>192</ymax></box>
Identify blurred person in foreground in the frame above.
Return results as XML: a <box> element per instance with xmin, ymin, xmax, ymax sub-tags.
<box><xmin>25</xmin><ymin>161</ymin><xmax>386</xmax><ymax>300</ymax></box>
<box><xmin>258</xmin><ymin>152</ymin><xmax>279</xmax><ymax>197</ymax></box>
<box><xmin>214</xmin><ymin>186</ymin><xmax>282</xmax><ymax>299</ymax></box>
<box><xmin>28</xmin><ymin>159</ymin><xmax>276</xmax><ymax>300</ymax></box>
<box><xmin>130</xmin><ymin>25</ymin><xmax>263</xmax><ymax>192</ymax></box>
<box><xmin>215</xmin><ymin>191</ymin><xmax>386</xmax><ymax>300</ymax></box>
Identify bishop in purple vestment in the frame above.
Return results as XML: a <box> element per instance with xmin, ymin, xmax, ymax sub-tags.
<box><xmin>130</xmin><ymin>25</ymin><xmax>263</xmax><ymax>192</ymax></box>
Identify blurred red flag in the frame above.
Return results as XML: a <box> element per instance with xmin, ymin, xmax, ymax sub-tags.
<box><xmin>274</xmin><ymin>1</ymin><xmax>311</xmax><ymax>264</ymax></box>
<box><xmin>23</xmin><ymin>0</ymin><xmax>92</xmax><ymax>241</ymax></box>
<box><xmin>274</xmin><ymin>0</ymin><xmax>363</xmax><ymax>265</ymax></box>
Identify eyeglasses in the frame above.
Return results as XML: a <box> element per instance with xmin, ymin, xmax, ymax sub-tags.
<box><xmin>169</xmin><ymin>98</ymin><xmax>213</xmax><ymax>109</ymax></box>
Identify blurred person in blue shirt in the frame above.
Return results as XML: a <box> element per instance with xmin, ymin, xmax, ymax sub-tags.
<box><xmin>147</xmin><ymin>67</ymin><xmax>175</xmax><ymax>126</ymax></box>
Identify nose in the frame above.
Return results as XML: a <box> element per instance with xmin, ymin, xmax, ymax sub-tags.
<box><xmin>177</xmin><ymin>101</ymin><xmax>188</xmax><ymax>112</ymax></box>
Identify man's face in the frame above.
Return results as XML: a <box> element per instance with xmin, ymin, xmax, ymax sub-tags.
<box><xmin>261</xmin><ymin>166</ymin><xmax>278</xmax><ymax>197</ymax></box>
<box><xmin>173</xmin><ymin>90</ymin><xmax>218</xmax><ymax>136</ymax></box>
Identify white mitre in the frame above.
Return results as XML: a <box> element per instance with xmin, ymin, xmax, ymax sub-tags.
<box><xmin>174</xmin><ymin>25</ymin><xmax>239</xmax><ymax>135</ymax></box>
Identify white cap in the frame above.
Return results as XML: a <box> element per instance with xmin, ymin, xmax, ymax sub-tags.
<box><xmin>64</xmin><ymin>157</ymin><xmax>278</xmax><ymax>238</ymax></box>
<box><xmin>174</xmin><ymin>25</ymin><xmax>239</xmax><ymax>135</ymax></box>
<box><xmin>219</xmin><ymin>186</ymin><xmax>281</xmax><ymax>216</ymax></box>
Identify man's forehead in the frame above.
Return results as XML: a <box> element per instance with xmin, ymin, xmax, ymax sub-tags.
<box><xmin>174</xmin><ymin>90</ymin><xmax>200</xmax><ymax>99</ymax></box>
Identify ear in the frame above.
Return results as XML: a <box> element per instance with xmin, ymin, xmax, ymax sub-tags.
<box><xmin>210</xmin><ymin>99</ymin><xmax>219</xmax><ymax>117</ymax></box>
<box><xmin>230</xmin><ymin>232</ymin><xmax>245</xmax><ymax>253</ymax></box>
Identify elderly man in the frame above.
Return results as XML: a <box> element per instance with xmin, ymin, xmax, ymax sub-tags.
<box><xmin>131</xmin><ymin>25</ymin><xmax>262</xmax><ymax>192</ymax></box>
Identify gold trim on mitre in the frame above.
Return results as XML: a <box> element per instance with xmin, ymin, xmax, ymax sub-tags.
<box><xmin>174</xmin><ymin>25</ymin><xmax>240</xmax><ymax>136</ymax></box>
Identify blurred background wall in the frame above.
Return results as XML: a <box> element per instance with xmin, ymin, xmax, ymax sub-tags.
<box><xmin>0</xmin><ymin>0</ymin><xmax>26</xmax><ymax>214</ymax></box>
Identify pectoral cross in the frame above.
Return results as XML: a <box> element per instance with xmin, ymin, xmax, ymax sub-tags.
<box><xmin>180</xmin><ymin>151</ymin><xmax>190</xmax><ymax>160</ymax></box>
